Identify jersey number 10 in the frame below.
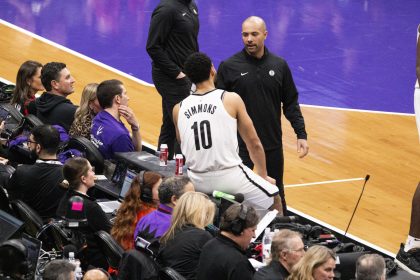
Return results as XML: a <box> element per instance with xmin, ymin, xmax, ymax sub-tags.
<box><xmin>191</xmin><ymin>120</ymin><xmax>213</xmax><ymax>151</ymax></box>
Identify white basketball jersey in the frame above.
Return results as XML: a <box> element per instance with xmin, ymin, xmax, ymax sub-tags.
<box><xmin>178</xmin><ymin>89</ymin><xmax>242</xmax><ymax>172</ymax></box>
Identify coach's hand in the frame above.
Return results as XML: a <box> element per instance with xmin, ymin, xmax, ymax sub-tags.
<box><xmin>297</xmin><ymin>139</ymin><xmax>309</xmax><ymax>158</ymax></box>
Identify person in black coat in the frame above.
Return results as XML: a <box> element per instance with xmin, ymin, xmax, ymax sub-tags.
<box><xmin>56</xmin><ymin>157</ymin><xmax>112</xmax><ymax>270</ymax></box>
<box><xmin>253</xmin><ymin>229</ymin><xmax>305</xmax><ymax>280</ymax></box>
<box><xmin>158</xmin><ymin>192</ymin><xmax>215</xmax><ymax>280</ymax></box>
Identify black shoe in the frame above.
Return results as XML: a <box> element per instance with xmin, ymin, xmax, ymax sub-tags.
<box><xmin>395</xmin><ymin>243</ymin><xmax>420</xmax><ymax>276</ymax></box>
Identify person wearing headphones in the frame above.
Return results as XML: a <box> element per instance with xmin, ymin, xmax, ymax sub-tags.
<box><xmin>111</xmin><ymin>170</ymin><xmax>162</xmax><ymax>250</ymax></box>
<box><xmin>133</xmin><ymin>176</ymin><xmax>195</xmax><ymax>242</ymax></box>
<box><xmin>197</xmin><ymin>203</ymin><xmax>259</xmax><ymax>280</ymax></box>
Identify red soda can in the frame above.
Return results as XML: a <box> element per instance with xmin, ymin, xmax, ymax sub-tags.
<box><xmin>159</xmin><ymin>144</ymin><xmax>168</xmax><ymax>166</ymax></box>
<box><xmin>175</xmin><ymin>154</ymin><xmax>183</xmax><ymax>175</ymax></box>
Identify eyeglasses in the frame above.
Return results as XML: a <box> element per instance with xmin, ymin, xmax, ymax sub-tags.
<box><xmin>26</xmin><ymin>140</ymin><xmax>37</xmax><ymax>145</ymax></box>
<box><xmin>288</xmin><ymin>245</ymin><xmax>308</xmax><ymax>253</ymax></box>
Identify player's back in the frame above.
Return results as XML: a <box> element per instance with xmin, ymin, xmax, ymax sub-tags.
<box><xmin>177</xmin><ymin>89</ymin><xmax>242</xmax><ymax>172</ymax></box>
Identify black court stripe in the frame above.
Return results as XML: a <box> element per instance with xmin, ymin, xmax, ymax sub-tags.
<box><xmin>238</xmin><ymin>164</ymin><xmax>279</xmax><ymax>197</ymax></box>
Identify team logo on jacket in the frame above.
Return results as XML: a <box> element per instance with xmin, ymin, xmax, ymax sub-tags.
<box><xmin>269</xmin><ymin>70</ymin><xmax>275</xmax><ymax>76</ymax></box>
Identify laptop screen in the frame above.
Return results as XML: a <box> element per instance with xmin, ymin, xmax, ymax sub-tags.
<box><xmin>21</xmin><ymin>233</ymin><xmax>42</xmax><ymax>278</ymax></box>
<box><xmin>119</xmin><ymin>169</ymin><xmax>137</xmax><ymax>200</ymax></box>
<box><xmin>0</xmin><ymin>210</ymin><xmax>24</xmax><ymax>242</ymax></box>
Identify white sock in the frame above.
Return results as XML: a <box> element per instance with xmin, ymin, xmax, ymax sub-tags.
<box><xmin>404</xmin><ymin>235</ymin><xmax>420</xmax><ymax>252</ymax></box>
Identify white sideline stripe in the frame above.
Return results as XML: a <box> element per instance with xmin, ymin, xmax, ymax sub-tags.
<box><xmin>0</xmin><ymin>19</ymin><xmax>155</xmax><ymax>88</ymax></box>
<box><xmin>143</xmin><ymin>141</ymin><xmax>157</xmax><ymax>151</ymax></box>
<box><xmin>0</xmin><ymin>19</ymin><xmax>414</xmax><ymax>117</ymax></box>
<box><xmin>0</xmin><ymin>77</ymin><xmax>13</xmax><ymax>84</ymax></box>
<box><xmin>285</xmin><ymin>177</ymin><xmax>365</xmax><ymax>188</ymax></box>
<box><xmin>287</xmin><ymin>206</ymin><xmax>396</xmax><ymax>258</ymax></box>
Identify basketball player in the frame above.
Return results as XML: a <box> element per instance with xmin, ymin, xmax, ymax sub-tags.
<box><xmin>173</xmin><ymin>52</ymin><xmax>282</xmax><ymax>215</ymax></box>
<box><xmin>415</xmin><ymin>24</ymin><xmax>420</xmax><ymax>141</ymax></box>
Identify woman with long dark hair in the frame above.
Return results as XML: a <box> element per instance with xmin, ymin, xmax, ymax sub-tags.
<box><xmin>10</xmin><ymin>60</ymin><xmax>44</xmax><ymax>115</ymax></box>
<box><xmin>111</xmin><ymin>171</ymin><xmax>162</xmax><ymax>250</ymax></box>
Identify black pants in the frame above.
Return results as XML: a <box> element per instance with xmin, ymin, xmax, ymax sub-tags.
<box><xmin>152</xmin><ymin>69</ymin><xmax>191</xmax><ymax>159</ymax></box>
<box><xmin>240</xmin><ymin>147</ymin><xmax>287</xmax><ymax>214</ymax></box>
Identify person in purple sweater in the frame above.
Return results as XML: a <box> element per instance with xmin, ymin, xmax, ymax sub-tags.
<box><xmin>133</xmin><ymin>176</ymin><xmax>195</xmax><ymax>241</ymax></box>
<box><xmin>91</xmin><ymin>79</ymin><xmax>142</xmax><ymax>159</ymax></box>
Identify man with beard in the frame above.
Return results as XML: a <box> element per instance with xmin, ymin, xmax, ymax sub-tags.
<box><xmin>6</xmin><ymin>125</ymin><xmax>66</xmax><ymax>218</ymax></box>
<box><xmin>216</xmin><ymin>16</ymin><xmax>309</xmax><ymax>214</ymax></box>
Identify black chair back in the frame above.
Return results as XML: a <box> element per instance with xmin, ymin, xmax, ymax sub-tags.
<box><xmin>10</xmin><ymin>200</ymin><xmax>43</xmax><ymax>237</ymax></box>
<box><xmin>0</xmin><ymin>185</ymin><xmax>12</xmax><ymax>214</ymax></box>
<box><xmin>117</xmin><ymin>249</ymin><xmax>159</xmax><ymax>280</ymax></box>
<box><xmin>65</xmin><ymin>136</ymin><xmax>104</xmax><ymax>173</ymax></box>
<box><xmin>159</xmin><ymin>267</ymin><xmax>186</xmax><ymax>280</ymax></box>
<box><xmin>95</xmin><ymin>230</ymin><xmax>124</xmax><ymax>269</ymax></box>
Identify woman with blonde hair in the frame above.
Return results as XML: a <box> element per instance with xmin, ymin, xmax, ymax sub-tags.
<box><xmin>111</xmin><ymin>171</ymin><xmax>162</xmax><ymax>250</ymax></box>
<box><xmin>69</xmin><ymin>83</ymin><xmax>101</xmax><ymax>139</ymax></box>
<box><xmin>287</xmin><ymin>245</ymin><xmax>336</xmax><ymax>280</ymax></box>
<box><xmin>158</xmin><ymin>192</ymin><xmax>215</xmax><ymax>280</ymax></box>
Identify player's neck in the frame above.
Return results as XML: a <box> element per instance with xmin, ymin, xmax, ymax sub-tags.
<box><xmin>195</xmin><ymin>80</ymin><xmax>215</xmax><ymax>94</ymax></box>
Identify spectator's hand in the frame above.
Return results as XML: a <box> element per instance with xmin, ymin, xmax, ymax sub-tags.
<box><xmin>119</xmin><ymin>105</ymin><xmax>139</xmax><ymax>128</ymax></box>
<box><xmin>0</xmin><ymin>157</ymin><xmax>8</xmax><ymax>165</ymax></box>
<box><xmin>297</xmin><ymin>139</ymin><xmax>309</xmax><ymax>158</ymax></box>
<box><xmin>0</xmin><ymin>120</ymin><xmax>4</xmax><ymax>132</ymax></box>
<box><xmin>176</xmin><ymin>72</ymin><xmax>186</xmax><ymax>79</ymax></box>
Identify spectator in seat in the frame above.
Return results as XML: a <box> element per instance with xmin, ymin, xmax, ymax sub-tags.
<box><xmin>56</xmin><ymin>157</ymin><xmax>111</xmax><ymax>270</ymax></box>
<box><xmin>158</xmin><ymin>192</ymin><xmax>215</xmax><ymax>280</ymax></box>
<box><xmin>10</xmin><ymin>60</ymin><xmax>44</xmax><ymax>116</ymax></box>
<box><xmin>355</xmin><ymin>254</ymin><xmax>386</xmax><ymax>280</ymax></box>
<box><xmin>197</xmin><ymin>203</ymin><xmax>259</xmax><ymax>280</ymax></box>
<box><xmin>30</xmin><ymin>62</ymin><xmax>77</xmax><ymax>131</ymax></box>
<box><xmin>69</xmin><ymin>83</ymin><xmax>101</xmax><ymax>139</ymax></box>
<box><xmin>287</xmin><ymin>245</ymin><xmax>336</xmax><ymax>280</ymax></box>
<box><xmin>91</xmin><ymin>79</ymin><xmax>141</xmax><ymax>159</ymax></box>
<box><xmin>254</xmin><ymin>229</ymin><xmax>305</xmax><ymax>280</ymax></box>
<box><xmin>7</xmin><ymin>124</ymin><xmax>66</xmax><ymax>219</ymax></box>
<box><xmin>111</xmin><ymin>170</ymin><xmax>162</xmax><ymax>250</ymax></box>
<box><xmin>133</xmin><ymin>176</ymin><xmax>195</xmax><ymax>241</ymax></box>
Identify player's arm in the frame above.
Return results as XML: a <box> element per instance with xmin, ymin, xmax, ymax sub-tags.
<box><xmin>172</xmin><ymin>103</ymin><xmax>181</xmax><ymax>143</ymax></box>
<box><xmin>224</xmin><ymin>92</ymin><xmax>268</xmax><ymax>178</ymax></box>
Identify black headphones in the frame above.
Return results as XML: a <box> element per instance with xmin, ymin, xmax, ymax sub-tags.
<box><xmin>230</xmin><ymin>204</ymin><xmax>248</xmax><ymax>236</ymax></box>
<box><xmin>0</xmin><ymin>239</ymin><xmax>29</xmax><ymax>278</ymax></box>
<box><xmin>138</xmin><ymin>170</ymin><xmax>153</xmax><ymax>203</ymax></box>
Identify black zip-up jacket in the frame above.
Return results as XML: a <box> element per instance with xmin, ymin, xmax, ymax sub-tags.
<box><xmin>146</xmin><ymin>0</ymin><xmax>199</xmax><ymax>79</ymax></box>
<box><xmin>33</xmin><ymin>92</ymin><xmax>77</xmax><ymax>132</ymax></box>
<box><xmin>217</xmin><ymin>48</ymin><xmax>307</xmax><ymax>151</ymax></box>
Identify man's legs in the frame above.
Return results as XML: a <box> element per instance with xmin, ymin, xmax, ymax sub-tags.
<box><xmin>239</xmin><ymin>147</ymin><xmax>286</xmax><ymax>214</ymax></box>
<box><xmin>152</xmin><ymin>70</ymin><xmax>191</xmax><ymax>159</ymax></box>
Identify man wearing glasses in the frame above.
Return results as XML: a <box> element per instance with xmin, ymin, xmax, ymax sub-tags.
<box><xmin>6</xmin><ymin>125</ymin><xmax>66</xmax><ymax>218</ymax></box>
<box><xmin>253</xmin><ymin>229</ymin><xmax>306</xmax><ymax>280</ymax></box>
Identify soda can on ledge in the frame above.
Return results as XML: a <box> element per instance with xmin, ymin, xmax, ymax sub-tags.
<box><xmin>175</xmin><ymin>154</ymin><xmax>183</xmax><ymax>175</ymax></box>
<box><xmin>159</xmin><ymin>144</ymin><xmax>168</xmax><ymax>166</ymax></box>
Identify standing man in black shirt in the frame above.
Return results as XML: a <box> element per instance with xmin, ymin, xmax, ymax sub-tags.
<box><xmin>146</xmin><ymin>0</ymin><xmax>199</xmax><ymax>159</ymax></box>
<box><xmin>217</xmin><ymin>16</ymin><xmax>309</xmax><ymax>213</ymax></box>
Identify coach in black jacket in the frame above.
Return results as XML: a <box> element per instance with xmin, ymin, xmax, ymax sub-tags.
<box><xmin>217</xmin><ymin>16</ymin><xmax>309</xmax><ymax>214</ymax></box>
<box><xmin>146</xmin><ymin>0</ymin><xmax>199</xmax><ymax>159</ymax></box>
